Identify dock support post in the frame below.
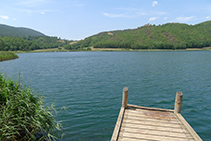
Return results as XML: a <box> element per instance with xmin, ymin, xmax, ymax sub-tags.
<box><xmin>174</xmin><ymin>92</ymin><xmax>183</xmax><ymax>114</ymax></box>
<box><xmin>122</xmin><ymin>87</ymin><xmax>128</xmax><ymax>108</ymax></box>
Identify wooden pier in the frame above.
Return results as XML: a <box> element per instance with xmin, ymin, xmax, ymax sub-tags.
<box><xmin>111</xmin><ymin>87</ymin><xmax>202</xmax><ymax>141</ymax></box>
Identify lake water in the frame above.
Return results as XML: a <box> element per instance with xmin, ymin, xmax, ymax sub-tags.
<box><xmin>1</xmin><ymin>51</ymin><xmax>211</xmax><ymax>141</ymax></box>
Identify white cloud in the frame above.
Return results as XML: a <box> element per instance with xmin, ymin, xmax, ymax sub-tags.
<box><xmin>103</xmin><ymin>12</ymin><xmax>126</xmax><ymax>18</ymax></box>
<box><xmin>72</xmin><ymin>1</ymin><xmax>84</xmax><ymax>7</ymax></box>
<box><xmin>103</xmin><ymin>7</ymin><xmax>166</xmax><ymax>19</ymax></box>
<box><xmin>117</xmin><ymin>7</ymin><xmax>147</xmax><ymax>15</ymax></box>
<box><xmin>153</xmin><ymin>11</ymin><xmax>167</xmax><ymax>15</ymax></box>
<box><xmin>40</xmin><ymin>10</ymin><xmax>52</xmax><ymax>14</ymax></box>
<box><xmin>108</xmin><ymin>8</ymin><xmax>148</xmax><ymax>18</ymax></box>
<box><xmin>206</xmin><ymin>16</ymin><xmax>210</xmax><ymax>19</ymax></box>
<box><xmin>175</xmin><ymin>16</ymin><xmax>195</xmax><ymax>22</ymax></box>
<box><xmin>0</xmin><ymin>15</ymin><xmax>9</xmax><ymax>19</ymax></box>
<box><xmin>17</xmin><ymin>0</ymin><xmax>50</xmax><ymax>7</ymax></box>
<box><xmin>18</xmin><ymin>8</ymin><xmax>53</xmax><ymax>15</ymax></box>
<box><xmin>149</xmin><ymin>17</ymin><xmax>159</xmax><ymax>21</ymax></box>
<box><xmin>152</xmin><ymin>1</ymin><xmax>158</xmax><ymax>7</ymax></box>
<box><xmin>137</xmin><ymin>12</ymin><xmax>148</xmax><ymax>16</ymax></box>
<box><xmin>13</xmin><ymin>0</ymin><xmax>55</xmax><ymax>15</ymax></box>
<box><xmin>164</xmin><ymin>17</ymin><xmax>167</xmax><ymax>20</ymax></box>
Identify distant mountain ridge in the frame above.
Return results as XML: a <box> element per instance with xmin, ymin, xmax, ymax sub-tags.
<box><xmin>67</xmin><ymin>20</ymin><xmax>211</xmax><ymax>50</ymax></box>
<box><xmin>0</xmin><ymin>24</ymin><xmax>45</xmax><ymax>37</ymax></box>
<box><xmin>0</xmin><ymin>24</ymin><xmax>74</xmax><ymax>51</ymax></box>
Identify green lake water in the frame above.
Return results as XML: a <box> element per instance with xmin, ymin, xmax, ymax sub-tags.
<box><xmin>1</xmin><ymin>51</ymin><xmax>211</xmax><ymax>140</ymax></box>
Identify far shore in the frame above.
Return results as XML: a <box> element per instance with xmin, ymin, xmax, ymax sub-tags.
<box><xmin>13</xmin><ymin>47</ymin><xmax>211</xmax><ymax>53</ymax></box>
<box><xmin>92</xmin><ymin>47</ymin><xmax>211</xmax><ymax>51</ymax></box>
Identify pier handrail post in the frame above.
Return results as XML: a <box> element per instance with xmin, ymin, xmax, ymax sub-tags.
<box><xmin>174</xmin><ymin>92</ymin><xmax>183</xmax><ymax>114</ymax></box>
<box><xmin>122</xmin><ymin>87</ymin><xmax>128</xmax><ymax>108</ymax></box>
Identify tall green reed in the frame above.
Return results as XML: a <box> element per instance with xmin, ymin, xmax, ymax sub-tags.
<box><xmin>0</xmin><ymin>74</ymin><xmax>61</xmax><ymax>140</ymax></box>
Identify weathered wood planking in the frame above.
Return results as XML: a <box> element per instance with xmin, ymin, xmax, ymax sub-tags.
<box><xmin>111</xmin><ymin>87</ymin><xmax>202</xmax><ymax>141</ymax></box>
<box><xmin>119</xmin><ymin>106</ymin><xmax>195</xmax><ymax>141</ymax></box>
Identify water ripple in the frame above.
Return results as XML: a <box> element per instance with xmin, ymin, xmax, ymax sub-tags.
<box><xmin>1</xmin><ymin>51</ymin><xmax>210</xmax><ymax>140</ymax></box>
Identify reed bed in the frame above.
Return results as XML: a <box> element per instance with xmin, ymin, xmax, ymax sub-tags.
<box><xmin>0</xmin><ymin>52</ymin><xmax>19</xmax><ymax>61</ymax></box>
<box><xmin>0</xmin><ymin>74</ymin><xmax>61</xmax><ymax>140</ymax></box>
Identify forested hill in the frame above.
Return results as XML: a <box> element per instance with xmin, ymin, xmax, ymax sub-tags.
<box><xmin>0</xmin><ymin>24</ymin><xmax>73</xmax><ymax>51</ymax></box>
<box><xmin>0</xmin><ymin>24</ymin><xmax>45</xmax><ymax>37</ymax></box>
<box><xmin>67</xmin><ymin>21</ymin><xmax>211</xmax><ymax>50</ymax></box>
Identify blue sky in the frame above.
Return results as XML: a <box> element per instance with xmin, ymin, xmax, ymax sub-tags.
<box><xmin>0</xmin><ymin>0</ymin><xmax>211</xmax><ymax>40</ymax></box>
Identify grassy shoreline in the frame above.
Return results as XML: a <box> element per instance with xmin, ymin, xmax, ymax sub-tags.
<box><xmin>13</xmin><ymin>46</ymin><xmax>211</xmax><ymax>53</ymax></box>
<box><xmin>91</xmin><ymin>47</ymin><xmax>211</xmax><ymax>51</ymax></box>
<box><xmin>0</xmin><ymin>51</ymin><xmax>19</xmax><ymax>61</ymax></box>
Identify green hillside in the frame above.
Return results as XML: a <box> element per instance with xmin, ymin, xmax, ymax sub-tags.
<box><xmin>66</xmin><ymin>21</ymin><xmax>211</xmax><ymax>50</ymax></box>
<box><xmin>0</xmin><ymin>24</ymin><xmax>45</xmax><ymax>37</ymax></box>
<box><xmin>0</xmin><ymin>24</ymin><xmax>73</xmax><ymax>51</ymax></box>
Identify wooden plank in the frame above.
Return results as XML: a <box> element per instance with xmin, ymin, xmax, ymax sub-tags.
<box><xmin>176</xmin><ymin>113</ymin><xmax>203</xmax><ymax>141</ymax></box>
<box><xmin>119</xmin><ymin>131</ymin><xmax>195</xmax><ymax>141</ymax></box>
<box><xmin>111</xmin><ymin>107</ymin><xmax>125</xmax><ymax>141</ymax></box>
<box><xmin>126</xmin><ymin>107</ymin><xmax>176</xmax><ymax>117</ymax></box>
<box><xmin>121</xmin><ymin>122</ymin><xmax>190</xmax><ymax>133</ymax></box>
<box><xmin>122</xmin><ymin>120</ymin><xmax>193</xmax><ymax>139</ymax></box>
<box><xmin>122</xmin><ymin>119</ymin><xmax>181</xmax><ymax>128</ymax></box>
<box><xmin>118</xmin><ymin>136</ymin><xmax>151</xmax><ymax>141</ymax></box>
<box><xmin>126</xmin><ymin>110</ymin><xmax>177</xmax><ymax>121</ymax></box>
<box><xmin>120</xmin><ymin>126</ymin><xmax>193</xmax><ymax>139</ymax></box>
<box><xmin>126</xmin><ymin>107</ymin><xmax>172</xmax><ymax>113</ymax></box>
<box><xmin>124</xmin><ymin>113</ymin><xmax>179</xmax><ymax>124</ymax></box>
<box><xmin>127</xmin><ymin>104</ymin><xmax>174</xmax><ymax>113</ymax></box>
<box><xmin>125</xmin><ymin>110</ymin><xmax>177</xmax><ymax>120</ymax></box>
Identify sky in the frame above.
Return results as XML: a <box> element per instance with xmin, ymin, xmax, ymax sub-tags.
<box><xmin>0</xmin><ymin>0</ymin><xmax>211</xmax><ymax>40</ymax></box>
